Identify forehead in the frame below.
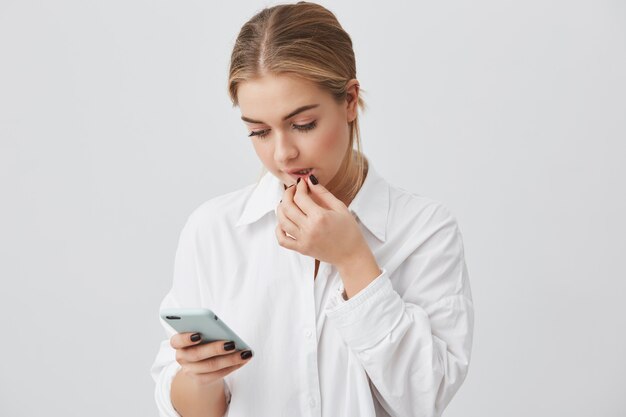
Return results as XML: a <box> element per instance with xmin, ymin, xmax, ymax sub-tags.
<box><xmin>238</xmin><ymin>74</ymin><xmax>328</xmax><ymax>120</ymax></box>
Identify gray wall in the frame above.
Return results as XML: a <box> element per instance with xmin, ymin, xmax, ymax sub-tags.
<box><xmin>1</xmin><ymin>0</ymin><xmax>624</xmax><ymax>415</ymax></box>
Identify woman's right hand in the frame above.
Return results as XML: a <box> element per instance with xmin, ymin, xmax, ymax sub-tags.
<box><xmin>170</xmin><ymin>332</ymin><xmax>254</xmax><ymax>387</ymax></box>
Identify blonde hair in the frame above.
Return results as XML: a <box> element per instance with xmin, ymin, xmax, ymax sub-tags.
<box><xmin>227</xmin><ymin>1</ymin><xmax>368</xmax><ymax>202</ymax></box>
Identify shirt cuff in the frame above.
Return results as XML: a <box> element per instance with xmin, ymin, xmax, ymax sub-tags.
<box><xmin>324</xmin><ymin>267</ymin><xmax>404</xmax><ymax>351</ymax></box>
<box><xmin>154</xmin><ymin>360</ymin><xmax>183</xmax><ymax>417</ymax></box>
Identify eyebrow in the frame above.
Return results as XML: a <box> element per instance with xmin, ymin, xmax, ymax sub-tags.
<box><xmin>241</xmin><ymin>104</ymin><xmax>320</xmax><ymax>124</ymax></box>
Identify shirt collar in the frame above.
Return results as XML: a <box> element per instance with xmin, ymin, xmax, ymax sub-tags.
<box><xmin>235</xmin><ymin>160</ymin><xmax>389</xmax><ymax>242</ymax></box>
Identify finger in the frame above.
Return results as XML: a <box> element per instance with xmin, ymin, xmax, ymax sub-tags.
<box><xmin>306</xmin><ymin>175</ymin><xmax>344</xmax><ymax>211</ymax></box>
<box><xmin>210</xmin><ymin>362</ymin><xmax>246</xmax><ymax>380</ymax></box>
<box><xmin>275</xmin><ymin>222</ymin><xmax>297</xmax><ymax>250</ymax></box>
<box><xmin>281</xmin><ymin>179</ymin><xmax>298</xmax><ymax>204</ymax></box>
<box><xmin>170</xmin><ymin>332</ymin><xmax>204</xmax><ymax>349</ymax></box>
<box><xmin>280</xmin><ymin>180</ymin><xmax>307</xmax><ymax>225</ymax></box>
<box><xmin>176</xmin><ymin>339</ymin><xmax>238</xmax><ymax>364</ymax></box>
<box><xmin>276</xmin><ymin>201</ymin><xmax>300</xmax><ymax>240</ymax></box>
<box><xmin>190</xmin><ymin>362</ymin><xmax>247</xmax><ymax>386</ymax></box>
<box><xmin>278</xmin><ymin>183</ymin><xmax>293</xmax><ymax>209</ymax></box>
<box><xmin>293</xmin><ymin>177</ymin><xmax>325</xmax><ymax>215</ymax></box>
<box><xmin>185</xmin><ymin>349</ymin><xmax>254</xmax><ymax>375</ymax></box>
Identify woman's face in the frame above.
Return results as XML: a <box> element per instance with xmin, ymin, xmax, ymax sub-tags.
<box><xmin>238</xmin><ymin>73</ymin><xmax>358</xmax><ymax>188</ymax></box>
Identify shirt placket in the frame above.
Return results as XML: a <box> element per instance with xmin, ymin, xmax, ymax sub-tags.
<box><xmin>296</xmin><ymin>252</ymin><xmax>323</xmax><ymax>417</ymax></box>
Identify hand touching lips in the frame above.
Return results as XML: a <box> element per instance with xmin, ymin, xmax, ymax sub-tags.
<box><xmin>275</xmin><ymin>174</ymin><xmax>369</xmax><ymax>267</ymax></box>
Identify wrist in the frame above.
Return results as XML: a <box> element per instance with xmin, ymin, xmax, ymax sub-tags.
<box><xmin>336</xmin><ymin>245</ymin><xmax>381</xmax><ymax>300</ymax></box>
<box><xmin>337</xmin><ymin>242</ymin><xmax>376</xmax><ymax>273</ymax></box>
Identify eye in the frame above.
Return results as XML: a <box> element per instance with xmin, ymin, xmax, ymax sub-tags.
<box><xmin>248</xmin><ymin>129</ymin><xmax>270</xmax><ymax>140</ymax></box>
<box><xmin>248</xmin><ymin>121</ymin><xmax>317</xmax><ymax>140</ymax></box>
<box><xmin>293</xmin><ymin>120</ymin><xmax>317</xmax><ymax>132</ymax></box>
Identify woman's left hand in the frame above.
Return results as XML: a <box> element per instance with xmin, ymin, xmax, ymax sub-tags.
<box><xmin>275</xmin><ymin>175</ymin><xmax>369</xmax><ymax>267</ymax></box>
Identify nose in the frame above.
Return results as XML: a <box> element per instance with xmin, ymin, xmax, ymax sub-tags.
<box><xmin>273</xmin><ymin>131</ymin><xmax>299</xmax><ymax>166</ymax></box>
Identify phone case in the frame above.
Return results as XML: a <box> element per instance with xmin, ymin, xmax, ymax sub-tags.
<box><xmin>160</xmin><ymin>307</ymin><xmax>252</xmax><ymax>352</ymax></box>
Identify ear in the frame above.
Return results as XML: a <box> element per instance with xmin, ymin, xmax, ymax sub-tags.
<box><xmin>345</xmin><ymin>79</ymin><xmax>360</xmax><ymax>123</ymax></box>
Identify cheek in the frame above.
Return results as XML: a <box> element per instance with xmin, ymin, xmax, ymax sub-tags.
<box><xmin>315</xmin><ymin>123</ymin><xmax>345</xmax><ymax>153</ymax></box>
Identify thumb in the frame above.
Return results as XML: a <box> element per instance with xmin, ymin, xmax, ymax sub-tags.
<box><xmin>306</xmin><ymin>175</ymin><xmax>343</xmax><ymax>210</ymax></box>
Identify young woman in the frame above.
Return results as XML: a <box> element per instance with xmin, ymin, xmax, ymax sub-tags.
<box><xmin>150</xmin><ymin>2</ymin><xmax>474</xmax><ymax>416</ymax></box>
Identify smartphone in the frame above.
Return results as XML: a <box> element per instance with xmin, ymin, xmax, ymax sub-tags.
<box><xmin>160</xmin><ymin>307</ymin><xmax>252</xmax><ymax>352</ymax></box>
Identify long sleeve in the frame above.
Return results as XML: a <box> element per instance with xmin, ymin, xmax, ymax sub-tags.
<box><xmin>149</xmin><ymin>211</ymin><xmax>232</xmax><ymax>416</ymax></box>
<box><xmin>325</xmin><ymin>203</ymin><xmax>474</xmax><ymax>417</ymax></box>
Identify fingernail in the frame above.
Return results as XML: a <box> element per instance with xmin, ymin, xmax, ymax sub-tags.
<box><xmin>190</xmin><ymin>333</ymin><xmax>201</xmax><ymax>342</ymax></box>
<box><xmin>279</xmin><ymin>199</ymin><xmax>282</xmax><ymax>203</ymax></box>
<box><xmin>241</xmin><ymin>350</ymin><xmax>253</xmax><ymax>359</ymax></box>
<box><xmin>287</xmin><ymin>184</ymin><xmax>295</xmax><ymax>188</ymax></box>
<box><xmin>224</xmin><ymin>341</ymin><xmax>236</xmax><ymax>351</ymax></box>
<box><xmin>309</xmin><ymin>174</ymin><xmax>318</xmax><ymax>185</ymax></box>
<box><xmin>297</xmin><ymin>177</ymin><xmax>301</xmax><ymax>184</ymax></box>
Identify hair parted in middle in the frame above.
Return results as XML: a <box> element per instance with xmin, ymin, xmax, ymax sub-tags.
<box><xmin>227</xmin><ymin>1</ymin><xmax>369</xmax><ymax>200</ymax></box>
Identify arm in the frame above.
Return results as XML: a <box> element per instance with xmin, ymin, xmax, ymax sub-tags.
<box><xmin>171</xmin><ymin>372</ymin><xmax>227</xmax><ymax>417</ymax></box>
<box><xmin>326</xmin><ymin>203</ymin><xmax>474</xmax><ymax>417</ymax></box>
<box><xmin>150</xmin><ymin>209</ymin><xmax>233</xmax><ymax>417</ymax></box>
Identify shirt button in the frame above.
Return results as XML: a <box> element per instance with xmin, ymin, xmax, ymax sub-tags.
<box><xmin>309</xmin><ymin>397</ymin><xmax>316</xmax><ymax>407</ymax></box>
<box><xmin>306</xmin><ymin>329</ymin><xmax>313</xmax><ymax>339</ymax></box>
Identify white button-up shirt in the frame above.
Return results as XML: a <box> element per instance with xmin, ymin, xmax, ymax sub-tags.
<box><xmin>150</xmin><ymin>158</ymin><xmax>474</xmax><ymax>417</ymax></box>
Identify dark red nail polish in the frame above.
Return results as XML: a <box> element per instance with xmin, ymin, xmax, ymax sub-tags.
<box><xmin>309</xmin><ymin>174</ymin><xmax>318</xmax><ymax>185</ymax></box>
<box><xmin>190</xmin><ymin>333</ymin><xmax>201</xmax><ymax>342</ymax></box>
<box><xmin>297</xmin><ymin>177</ymin><xmax>301</xmax><ymax>184</ymax></box>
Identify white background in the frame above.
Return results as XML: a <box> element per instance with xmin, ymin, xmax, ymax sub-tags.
<box><xmin>1</xmin><ymin>0</ymin><xmax>624</xmax><ymax>415</ymax></box>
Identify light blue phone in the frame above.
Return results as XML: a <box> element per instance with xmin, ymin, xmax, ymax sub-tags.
<box><xmin>160</xmin><ymin>307</ymin><xmax>252</xmax><ymax>352</ymax></box>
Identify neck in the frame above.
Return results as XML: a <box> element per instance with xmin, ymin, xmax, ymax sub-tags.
<box><xmin>326</xmin><ymin>150</ymin><xmax>368</xmax><ymax>208</ymax></box>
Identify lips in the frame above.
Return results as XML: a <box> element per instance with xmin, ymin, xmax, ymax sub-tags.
<box><xmin>286</xmin><ymin>168</ymin><xmax>314</xmax><ymax>179</ymax></box>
